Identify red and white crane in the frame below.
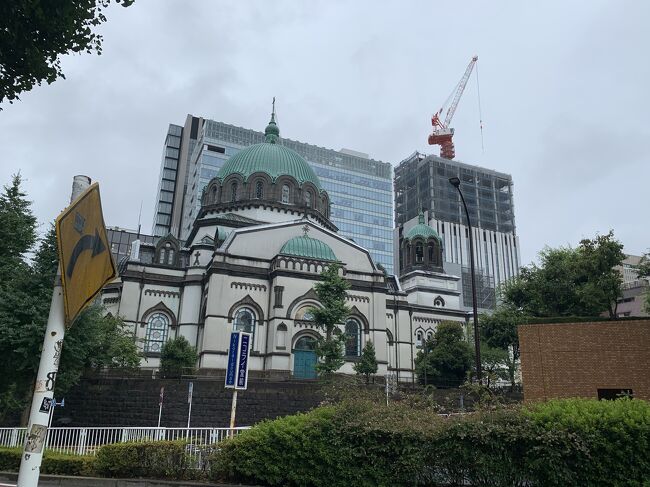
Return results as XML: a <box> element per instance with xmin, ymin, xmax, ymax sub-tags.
<box><xmin>428</xmin><ymin>55</ymin><xmax>478</xmax><ymax>160</ymax></box>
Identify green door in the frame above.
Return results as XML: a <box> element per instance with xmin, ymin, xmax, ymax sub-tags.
<box><xmin>293</xmin><ymin>337</ymin><xmax>317</xmax><ymax>379</ymax></box>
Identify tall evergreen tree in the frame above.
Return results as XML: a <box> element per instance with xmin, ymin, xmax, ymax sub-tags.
<box><xmin>310</xmin><ymin>263</ymin><xmax>350</xmax><ymax>376</ymax></box>
<box><xmin>353</xmin><ymin>341</ymin><xmax>378</xmax><ymax>384</ymax></box>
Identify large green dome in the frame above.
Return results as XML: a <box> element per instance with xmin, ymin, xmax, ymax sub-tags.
<box><xmin>217</xmin><ymin>112</ymin><xmax>322</xmax><ymax>190</ymax></box>
<box><xmin>280</xmin><ymin>235</ymin><xmax>336</xmax><ymax>261</ymax></box>
<box><xmin>405</xmin><ymin>212</ymin><xmax>442</xmax><ymax>241</ymax></box>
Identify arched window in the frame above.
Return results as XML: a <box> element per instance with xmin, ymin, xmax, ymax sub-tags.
<box><xmin>295</xmin><ymin>336</ymin><xmax>316</xmax><ymax>350</ymax></box>
<box><xmin>281</xmin><ymin>184</ymin><xmax>290</xmax><ymax>204</ymax></box>
<box><xmin>426</xmin><ymin>330</ymin><xmax>433</xmax><ymax>342</ymax></box>
<box><xmin>416</xmin><ymin>243</ymin><xmax>424</xmax><ymax>263</ymax></box>
<box><xmin>233</xmin><ymin>308</ymin><xmax>255</xmax><ymax>342</ymax></box>
<box><xmin>211</xmin><ymin>186</ymin><xmax>218</xmax><ymax>203</ymax></box>
<box><xmin>255</xmin><ymin>180</ymin><xmax>264</xmax><ymax>199</ymax></box>
<box><xmin>345</xmin><ymin>318</ymin><xmax>361</xmax><ymax>356</ymax></box>
<box><xmin>157</xmin><ymin>241</ymin><xmax>176</xmax><ymax>265</ymax></box>
<box><xmin>304</xmin><ymin>190</ymin><xmax>312</xmax><ymax>207</ymax></box>
<box><xmin>416</xmin><ymin>330</ymin><xmax>424</xmax><ymax>349</ymax></box>
<box><xmin>144</xmin><ymin>312</ymin><xmax>170</xmax><ymax>353</ymax></box>
<box><xmin>428</xmin><ymin>243</ymin><xmax>434</xmax><ymax>263</ymax></box>
<box><xmin>230</xmin><ymin>182</ymin><xmax>238</xmax><ymax>202</ymax></box>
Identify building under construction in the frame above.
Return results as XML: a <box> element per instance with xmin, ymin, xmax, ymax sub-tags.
<box><xmin>394</xmin><ymin>152</ymin><xmax>519</xmax><ymax>310</ymax></box>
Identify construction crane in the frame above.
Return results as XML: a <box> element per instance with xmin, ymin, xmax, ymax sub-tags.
<box><xmin>428</xmin><ymin>55</ymin><xmax>478</xmax><ymax>160</ymax></box>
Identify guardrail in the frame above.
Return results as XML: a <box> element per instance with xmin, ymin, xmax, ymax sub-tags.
<box><xmin>0</xmin><ymin>426</ymin><xmax>249</xmax><ymax>459</ymax></box>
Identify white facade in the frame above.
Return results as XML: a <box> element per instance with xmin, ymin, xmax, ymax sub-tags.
<box><xmin>105</xmin><ymin>114</ymin><xmax>469</xmax><ymax>382</ymax></box>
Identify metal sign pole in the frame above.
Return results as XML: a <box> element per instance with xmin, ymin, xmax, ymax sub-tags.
<box><xmin>186</xmin><ymin>382</ymin><xmax>193</xmax><ymax>440</ymax></box>
<box><xmin>17</xmin><ymin>176</ymin><xmax>91</xmax><ymax>487</ymax></box>
<box><xmin>157</xmin><ymin>387</ymin><xmax>164</xmax><ymax>429</ymax></box>
<box><xmin>229</xmin><ymin>389</ymin><xmax>238</xmax><ymax>437</ymax></box>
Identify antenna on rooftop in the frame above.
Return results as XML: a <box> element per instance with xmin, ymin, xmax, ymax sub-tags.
<box><xmin>137</xmin><ymin>200</ymin><xmax>143</xmax><ymax>237</ymax></box>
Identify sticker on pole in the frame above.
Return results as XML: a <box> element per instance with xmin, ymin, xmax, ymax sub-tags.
<box><xmin>225</xmin><ymin>332</ymin><xmax>240</xmax><ymax>388</ymax></box>
<box><xmin>55</xmin><ymin>183</ymin><xmax>116</xmax><ymax>326</ymax></box>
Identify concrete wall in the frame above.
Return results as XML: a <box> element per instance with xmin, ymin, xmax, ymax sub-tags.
<box><xmin>519</xmin><ymin>319</ymin><xmax>650</xmax><ymax>402</ymax></box>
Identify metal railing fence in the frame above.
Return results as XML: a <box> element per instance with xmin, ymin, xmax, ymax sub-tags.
<box><xmin>0</xmin><ymin>426</ymin><xmax>249</xmax><ymax>461</ymax></box>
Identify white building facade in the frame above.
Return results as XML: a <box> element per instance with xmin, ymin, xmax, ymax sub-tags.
<box><xmin>104</xmin><ymin>111</ymin><xmax>467</xmax><ymax>382</ymax></box>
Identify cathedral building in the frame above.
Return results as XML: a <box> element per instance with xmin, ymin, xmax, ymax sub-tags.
<box><xmin>103</xmin><ymin>109</ymin><xmax>468</xmax><ymax>382</ymax></box>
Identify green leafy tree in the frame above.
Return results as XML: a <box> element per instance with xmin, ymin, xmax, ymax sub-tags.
<box><xmin>159</xmin><ymin>336</ymin><xmax>198</xmax><ymax>378</ymax></box>
<box><xmin>479</xmin><ymin>344</ymin><xmax>509</xmax><ymax>389</ymax></box>
<box><xmin>415</xmin><ymin>321</ymin><xmax>473</xmax><ymax>388</ymax></box>
<box><xmin>0</xmin><ymin>176</ymin><xmax>142</xmax><ymax>424</ymax></box>
<box><xmin>480</xmin><ymin>306</ymin><xmax>527</xmax><ymax>389</ymax></box>
<box><xmin>502</xmin><ymin>231</ymin><xmax>625</xmax><ymax>318</ymax></box>
<box><xmin>353</xmin><ymin>341</ymin><xmax>378</xmax><ymax>384</ymax></box>
<box><xmin>0</xmin><ymin>0</ymin><xmax>134</xmax><ymax>106</ymax></box>
<box><xmin>310</xmin><ymin>263</ymin><xmax>350</xmax><ymax>377</ymax></box>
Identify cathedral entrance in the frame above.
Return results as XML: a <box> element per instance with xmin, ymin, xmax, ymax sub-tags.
<box><xmin>293</xmin><ymin>336</ymin><xmax>317</xmax><ymax>379</ymax></box>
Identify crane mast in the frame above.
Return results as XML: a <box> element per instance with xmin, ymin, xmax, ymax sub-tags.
<box><xmin>428</xmin><ymin>55</ymin><xmax>478</xmax><ymax>160</ymax></box>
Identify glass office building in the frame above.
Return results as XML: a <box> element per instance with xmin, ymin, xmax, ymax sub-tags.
<box><xmin>153</xmin><ymin>117</ymin><xmax>394</xmax><ymax>273</ymax></box>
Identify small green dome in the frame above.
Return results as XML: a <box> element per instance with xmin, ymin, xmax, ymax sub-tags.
<box><xmin>405</xmin><ymin>212</ymin><xmax>442</xmax><ymax>241</ymax></box>
<box><xmin>216</xmin><ymin>109</ymin><xmax>322</xmax><ymax>190</ymax></box>
<box><xmin>280</xmin><ymin>235</ymin><xmax>336</xmax><ymax>261</ymax></box>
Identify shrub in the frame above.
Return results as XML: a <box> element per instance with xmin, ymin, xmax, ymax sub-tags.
<box><xmin>160</xmin><ymin>336</ymin><xmax>198</xmax><ymax>378</ymax></box>
<box><xmin>210</xmin><ymin>398</ymin><xmax>650</xmax><ymax>487</ymax></box>
<box><xmin>0</xmin><ymin>447</ymin><xmax>95</xmax><ymax>476</ymax></box>
<box><xmin>524</xmin><ymin>398</ymin><xmax>650</xmax><ymax>486</ymax></box>
<box><xmin>94</xmin><ymin>441</ymin><xmax>195</xmax><ymax>480</ymax></box>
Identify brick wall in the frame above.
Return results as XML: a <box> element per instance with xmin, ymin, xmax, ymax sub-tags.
<box><xmin>50</xmin><ymin>378</ymin><xmax>324</xmax><ymax>427</ymax></box>
<box><xmin>519</xmin><ymin>319</ymin><xmax>650</xmax><ymax>402</ymax></box>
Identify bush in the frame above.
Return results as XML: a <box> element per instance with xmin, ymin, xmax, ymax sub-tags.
<box><xmin>94</xmin><ymin>440</ymin><xmax>194</xmax><ymax>480</ymax></box>
<box><xmin>0</xmin><ymin>447</ymin><xmax>95</xmax><ymax>476</ymax></box>
<box><xmin>159</xmin><ymin>336</ymin><xmax>198</xmax><ymax>378</ymax></box>
<box><xmin>524</xmin><ymin>398</ymin><xmax>650</xmax><ymax>486</ymax></box>
<box><xmin>209</xmin><ymin>398</ymin><xmax>650</xmax><ymax>487</ymax></box>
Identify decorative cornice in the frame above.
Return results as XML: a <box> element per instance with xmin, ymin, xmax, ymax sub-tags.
<box><xmin>144</xmin><ymin>289</ymin><xmax>180</xmax><ymax>298</ymax></box>
<box><xmin>347</xmin><ymin>294</ymin><xmax>370</xmax><ymax>303</ymax></box>
<box><xmin>231</xmin><ymin>281</ymin><xmax>267</xmax><ymax>292</ymax></box>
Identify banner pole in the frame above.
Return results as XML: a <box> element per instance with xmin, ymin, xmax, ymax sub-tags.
<box><xmin>229</xmin><ymin>390</ymin><xmax>238</xmax><ymax>438</ymax></box>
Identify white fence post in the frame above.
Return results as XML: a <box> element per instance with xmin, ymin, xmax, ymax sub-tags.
<box><xmin>76</xmin><ymin>428</ymin><xmax>87</xmax><ymax>456</ymax></box>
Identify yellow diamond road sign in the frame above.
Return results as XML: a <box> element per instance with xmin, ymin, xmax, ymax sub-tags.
<box><xmin>55</xmin><ymin>183</ymin><xmax>116</xmax><ymax>326</ymax></box>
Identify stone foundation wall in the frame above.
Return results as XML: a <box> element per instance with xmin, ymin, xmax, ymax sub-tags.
<box><xmin>51</xmin><ymin>377</ymin><xmax>324</xmax><ymax>427</ymax></box>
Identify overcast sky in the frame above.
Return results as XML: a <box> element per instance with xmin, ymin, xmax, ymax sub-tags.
<box><xmin>1</xmin><ymin>1</ymin><xmax>648</xmax><ymax>265</ymax></box>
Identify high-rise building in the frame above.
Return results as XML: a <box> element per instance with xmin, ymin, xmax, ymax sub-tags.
<box><xmin>394</xmin><ymin>152</ymin><xmax>520</xmax><ymax>310</ymax></box>
<box><xmin>153</xmin><ymin>115</ymin><xmax>394</xmax><ymax>273</ymax></box>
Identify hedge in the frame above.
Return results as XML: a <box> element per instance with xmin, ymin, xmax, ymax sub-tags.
<box><xmin>209</xmin><ymin>398</ymin><xmax>650</xmax><ymax>487</ymax></box>
<box><xmin>94</xmin><ymin>440</ymin><xmax>198</xmax><ymax>480</ymax></box>
<box><xmin>0</xmin><ymin>447</ymin><xmax>95</xmax><ymax>476</ymax></box>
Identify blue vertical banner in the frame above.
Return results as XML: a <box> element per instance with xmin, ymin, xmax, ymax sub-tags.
<box><xmin>236</xmin><ymin>333</ymin><xmax>251</xmax><ymax>390</ymax></box>
<box><xmin>225</xmin><ymin>332</ymin><xmax>240</xmax><ymax>388</ymax></box>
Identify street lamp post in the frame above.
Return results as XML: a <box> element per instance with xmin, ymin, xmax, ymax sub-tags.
<box><xmin>448</xmin><ymin>176</ymin><xmax>482</xmax><ymax>384</ymax></box>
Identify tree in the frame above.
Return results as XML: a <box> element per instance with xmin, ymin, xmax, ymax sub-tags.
<box><xmin>0</xmin><ymin>176</ymin><xmax>142</xmax><ymax>424</ymax></box>
<box><xmin>479</xmin><ymin>344</ymin><xmax>509</xmax><ymax>389</ymax></box>
<box><xmin>415</xmin><ymin>321</ymin><xmax>473</xmax><ymax>388</ymax></box>
<box><xmin>502</xmin><ymin>231</ymin><xmax>625</xmax><ymax>318</ymax></box>
<box><xmin>160</xmin><ymin>336</ymin><xmax>198</xmax><ymax>378</ymax></box>
<box><xmin>310</xmin><ymin>263</ymin><xmax>350</xmax><ymax>377</ymax></box>
<box><xmin>480</xmin><ymin>306</ymin><xmax>527</xmax><ymax>389</ymax></box>
<box><xmin>0</xmin><ymin>0</ymin><xmax>134</xmax><ymax>106</ymax></box>
<box><xmin>353</xmin><ymin>341</ymin><xmax>378</xmax><ymax>384</ymax></box>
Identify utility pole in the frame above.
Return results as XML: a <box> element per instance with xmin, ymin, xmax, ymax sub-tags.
<box><xmin>17</xmin><ymin>176</ymin><xmax>91</xmax><ymax>486</ymax></box>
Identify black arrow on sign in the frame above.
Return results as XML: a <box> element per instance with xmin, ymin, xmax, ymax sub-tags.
<box><xmin>66</xmin><ymin>229</ymin><xmax>107</xmax><ymax>278</ymax></box>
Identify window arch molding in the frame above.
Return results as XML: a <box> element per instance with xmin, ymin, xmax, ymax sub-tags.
<box><xmin>227</xmin><ymin>294</ymin><xmax>265</xmax><ymax>325</ymax></box>
<box><xmin>154</xmin><ymin>236</ymin><xmax>180</xmax><ymax>266</ymax></box>
<box><xmin>347</xmin><ymin>306</ymin><xmax>370</xmax><ymax>334</ymax></box>
<box><xmin>292</xmin><ymin>330</ymin><xmax>320</xmax><ymax>350</ymax></box>
<box><xmin>141</xmin><ymin>301</ymin><xmax>177</xmax><ymax>328</ymax></box>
